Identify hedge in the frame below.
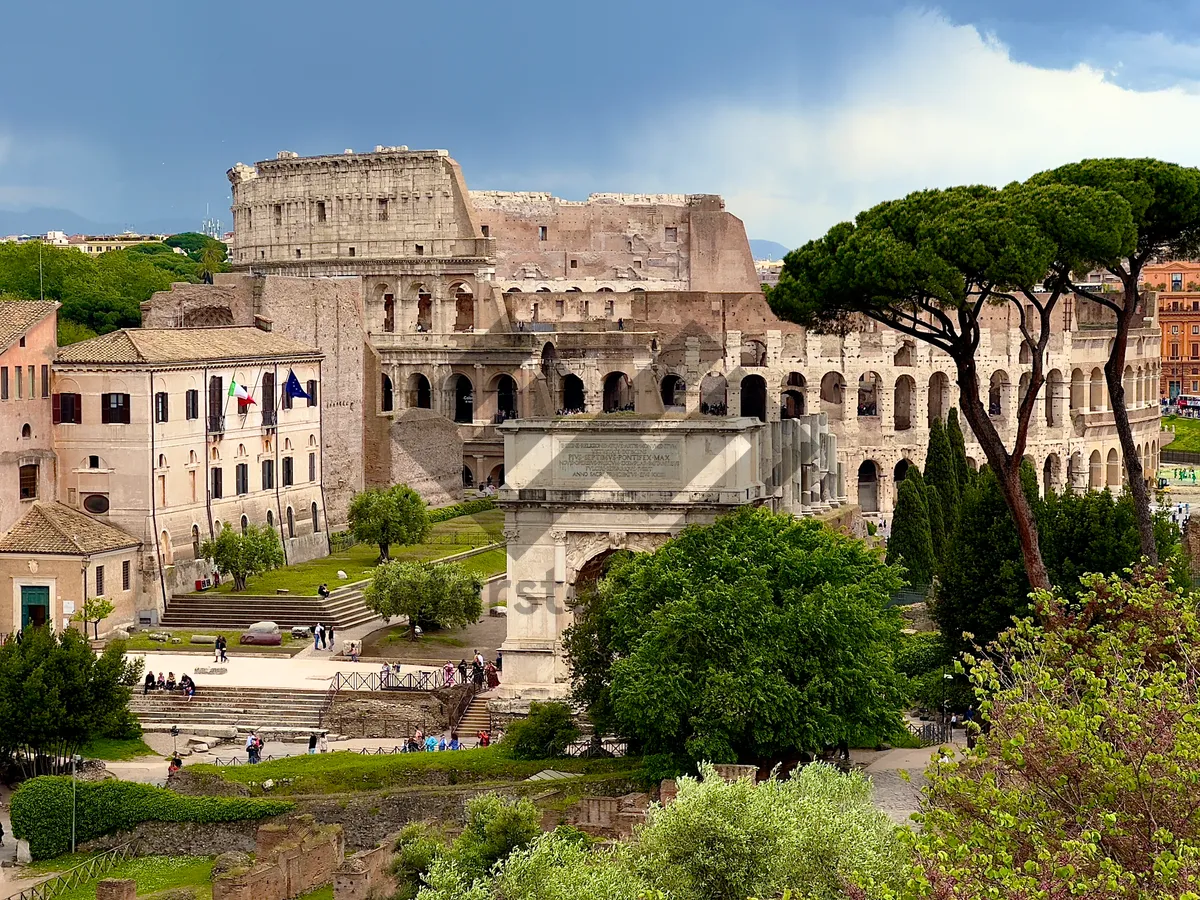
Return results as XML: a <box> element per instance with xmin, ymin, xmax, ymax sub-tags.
<box><xmin>428</xmin><ymin>498</ymin><xmax>495</xmax><ymax>523</ymax></box>
<box><xmin>11</xmin><ymin>777</ymin><xmax>293</xmax><ymax>859</ymax></box>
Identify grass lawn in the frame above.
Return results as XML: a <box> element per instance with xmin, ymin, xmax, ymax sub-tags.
<box><xmin>1164</xmin><ymin>415</ymin><xmax>1200</xmax><ymax>453</ymax></box>
<box><xmin>459</xmin><ymin>547</ymin><xmax>507</xmax><ymax>580</ymax></box>
<box><xmin>206</xmin><ymin>511</ymin><xmax>506</xmax><ymax>596</ymax></box>
<box><xmin>80</xmin><ymin>736</ymin><xmax>157</xmax><ymax>760</ymax></box>
<box><xmin>187</xmin><ymin>745</ymin><xmax>643</xmax><ymax>796</ymax></box>
<box><xmin>31</xmin><ymin>855</ymin><xmax>215</xmax><ymax>900</ymax></box>
<box><xmin>298</xmin><ymin>887</ymin><xmax>334</xmax><ymax>900</ymax></box>
<box><xmin>121</xmin><ymin>629</ymin><xmax>302</xmax><ymax>655</ymax></box>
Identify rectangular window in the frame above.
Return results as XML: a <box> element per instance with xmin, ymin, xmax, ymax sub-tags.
<box><xmin>538</xmin><ymin>225</ymin><xmax>547</xmax><ymax>241</ymax></box>
<box><xmin>1173</xmin><ymin>344</ymin><xmax>1181</xmax><ymax>358</ymax></box>
<box><xmin>349</xmin><ymin>246</ymin><xmax>355</xmax><ymax>257</ymax></box>
<box><xmin>18</xmin><ymin>463</ymin><xmax>37</xmax><ymax>500</ymax></box>
<box><xmin>40</xmin><ymin>365</ymin><xmax>48</xmax><ymax>398</ymax></box>
<box><xmin>570</xmin><ymin>259</ymin><xmax>578</xmax><ymax>268</ymax></box>
<box><xmin>316</xmin><ymin>201</ymin><xmax>326</xmax><ymax>223</ymax></box>
<box><xmin>1192</xmin><ymin>343</ymin><xmax>1198</xmax><ymax>358</ymax></box>
<box><xmin>1173</xmin><ymin>273</ymin><xmax>1184</xmax><ymax>291</ymax></box>
<box><xmin>378</xmin><ymin>199</ymin><xmax>389</xmax><ymax>221</ymax></box>
<box><xmin>122</xmin><ymin>560</ymin><xmax>130</xmax><ymax>591</ymax></box>
<box><xmin>52</xmin><ymin>393</ymin><xmax>82</xmax><ymax>424</ymax></box>
<box><xmin>274</xmin><ymin>204</ymin><xmax>282</xmax><ymax>225</ymax></box>
<box><xmin>235</xmin><ymin>463</ymin><xmax>249</xmax><ymax>495</ymax></box>
<box><xmin>281</xmin><ymin>388</ymin><xmax>293</xmax><ymax>411</ymax></box>
<box><xmin>15</xmin><ymin>366</ymin><xmax>21</xmax><ymax>399</ymax></box>
<box><xmin>555</xmin><ymin>299</ymin><xmax>564</xmax><ymax>316</ymax></box>
<box><xmin>282</xmin><ymin>456</ymin><xmax>294</xmax><ymax>487</ymax></box>
<box><xmin>1193</xmin><ymin>326</ymin><xmax>1199</xmax><ymax>335</ymax></box>
<box><xmin>261</xmin><ymin>372</ymin><xmax>276</xmax><ymax>426</ymax></box>
<box><xmin>27</xmin><ymin>366</ymin><xmax>33</xmax><ymax>397</ymax></box>
<box><xmin>211</xmin><ymin>467</ymin><xmax>223</xmax><ymax>499</ymax></box>
<box><xmin>665</xmin><ymin>226</ymin><xmax>678</xmax><ymax>242</ymax></box>
<box><xmin>481</xmin><ymin>225</ymin><xmax>489</xmax><ymax>237</ymax></box>
<box><xmin>415</xmin><ymin>244</ymin><xmax>424</xmax><ymax>256</ymax></box>
<box><xmin>307</xmin><ymin>380</ymin><xmax>318</xmax><ymax>406</ymax></box>
<box><xmin>154</xmin><ymin>391</ymin><xmax>169</xmax><ymax>423</ymax></box>
<box><xmin>309</xmin><ymin>452</ymin><xmax>316</xmax><ymax>482</ymax></box>
<box><xmin>295</xmin><ymin>248</ymin><xmax>302</xmax><ymax>258</ymax></box>
<box><xmin>1</xmin><ymin>367</ymin><xmax>7</xmax><ymax>400</ymax></box>
<box><xmin>101</xmin><ymin>393</ymin><xmax>131</xmax><ymax>424</ymax></box>
<box><xmin>185</xmin><ymin>389</ymin><xmax>199</xmax><ymax>420</ymax></box>
<box><xmin>95</xmin><ymin>565</ymin><xmax>104</xmax><ymax>596</ymax></box>
<box><xmin>262</xmin><ymin>459</ymin><xmax>274</xmax><ymax>490</ymax></box>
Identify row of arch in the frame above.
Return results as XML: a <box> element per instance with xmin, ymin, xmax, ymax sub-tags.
<box><xmin>164</xmin><ymin>502</ymin><xmax>322</xmax><ymax>566</ymax></box>
<box><xmin>377</xmin><ymin>281</ymin><xmax>475</xmax><ymax>333</ymax></box>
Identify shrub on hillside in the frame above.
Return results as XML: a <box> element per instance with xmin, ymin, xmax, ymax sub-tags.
<box><xmin>11</xmin><ymin>777</ymin><xmax>292</xmax><ymax>859</ymax></box>
<box><xmin>429</xmin><ymin>498</ymin><xmax>495</xmax><ymax>523</ymax></box>
<box><xmin>502</xmin><ymin>702</ymin><xmax>580</xmax><ymax>759</ymax></box>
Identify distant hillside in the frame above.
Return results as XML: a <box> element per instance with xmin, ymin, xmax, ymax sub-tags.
<box><xmin>749</xmin><ymin>239</ymin><xmax>789</xmax><ymax>261</ymax></box>
<box><xmin>0</xmin><ymin>206</ymin><xmax>195</xmax><ymax>237</ymax></box>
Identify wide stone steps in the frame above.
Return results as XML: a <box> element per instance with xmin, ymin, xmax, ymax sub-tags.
<box><xmin>129</xmin><ymin>686</ymin><xmax>328</xmax><ymax>739</ymax></box>
<box><xmin>457</xmin><ymin>691</ymin><xmax>493</xmax><ymax>735</ymax></box>
<box><xmin>159</xmin><ymin>588</ymin><xmax>379</xmax><ymax>630</ymax></box>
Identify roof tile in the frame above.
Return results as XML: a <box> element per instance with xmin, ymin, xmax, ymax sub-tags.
<box><xmin>0</xmin><ymin>300</ymin><xmax>57</xmax><ymax>352</ymax></box>
<box><xmin>0</xmin><ymin>502</ymin><xmax>140</xmax><ymax>555</ymax></box>
<box><xmin>56</xmin><ymin>327</ymin><xmax>321</xmax><ymax>366</ymax></box>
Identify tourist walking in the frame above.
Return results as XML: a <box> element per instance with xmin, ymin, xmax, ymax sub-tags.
<box><xmin>326</xmin><ymin>623</ymin><xmax>335</xmax><ymax>652</ymax></box>
<box><xmin>313</xmin><ymin>622</ymin><xmax>324</xmax><ymax>650</ymax></box>
<box><xmin>308</xmin><ymin>732</ymin><xmax>318</xmax><ymax>755</ymax></box>
<box><xmin>214</xmin><ymin>635</ymin><xmax>228</xmax><ymax>663</ymax></box>
<box><xmin>318</xmin><ymin>732</ymin><xmax>329</xmax><ymax>753</ymax></box>
<box><xmin>443</xmin><ymin>660</ymin><xmax>456</xmax><ymax>686</ymax></box>
<box><xmin>457</xmin><ymin>658</ymin><xmax>468</xmax><ymax>684</ymax></box>
<box><xmin>485</xmin><ymin>661</ymin><xmax>500</xmax><ymax>690</ymax></box>
<box><xmin>472</xmin><ymin>659</ymin><xmax>485</xmax><ymax>689</ymax></box>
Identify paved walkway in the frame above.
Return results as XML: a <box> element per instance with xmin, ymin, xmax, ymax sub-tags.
<box><xmin>289</xmin><ymin>618</ymin><xmax>385</xmax><ymax>661</ymax></box>
<box><xmin>127</xmin><ymin>649</ymin><xmax>438</xmax><ymax>690</ymax></box>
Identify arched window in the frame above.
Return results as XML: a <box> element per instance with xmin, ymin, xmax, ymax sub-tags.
<box><xmin>1070</xmin><ymin>368</ymin><xmax>1085</xmax><ymax>410</ymax></box>
<box><xmin>989</xmin><ymin>370</ymin><xmax>1010</xmax><ymax>418</ymax></box>
<box><xmin>416</xmin><ymin>286</ymin><xmax>432</xmax><ymax>331</ymax></box>
<box><xmin>857</xmin><ymin>460</ymin><xmax>880</xmax><ymax>513</ymax></box>
<box><xmin>381</xmin><ymin>374</ymin><xmax>394</xmax><ymax>412</ymax></box>
<box><xmin>447</xmin><ymin>374</ymin><xmax>474</xmax><ymax>423</ymax></box>
<box><xmin>383</xmin><ymin>293</ymin><xmax>395</xmax><ymax>332</ymax></box>
<box><xmin>561</xmin><ymin>374</ymin><xmax>585</xmax><ymax>412</ymax></box>
<box><xmin>192</xmin><ymin>524</ymin><xmax>201</xmax><ymax>558</ymax></box>
<box><xmin>700</xmin><ymin>373</ymin><xmax>727</xmax><ymax>415</ymax></box>
<box><xmin>1089</xmin><ymin>449</ymin><xmax>1102</xmax><ymax>490</ymax></box>
<box><xmin>740</xmin><ymin>339</ymin><xmax>767</xmax><ymax>368</ymax></box>
<box><xmin>740</xmin><ymin>374</ymin><xmax>767</xmax><ymax>422</ymax></box>
<box><xmin>1089</xmin><ymin>367</ymin><xmax>1105</xmax><ymax>411</ymax></box>
<box><xmin>240</xmin><ymin>514</ymin><xmax>249</xmax><ymax>535</ymax></box>
<box><xmin>820</xmin><ymin>372</ymin><xmax>846</xmax><ymax>421</ymax></box>
<box><xmin>286</xmin><ymin>506</ymin><xmax>295</xmax><ymax>538</ymax></box>
<box><xmin>493</xmin><ymin>374</ymin><xmax>518</xmax><ymax>421</ymax></box>
<box><xmin>406</xmin><ymin>373</ymin><xmax>432</xmax><ymax>409</ymax></box>
<box><xmin>312</xmin><ymin>502</ymin><xmax>320</xmax><ymax>533</ymax></box>
<box><xmin>894</xmin><ymin>375</ymin><xmax>915</xmax><ymax>431</ymax></box>
<box><xmin>928</xmin><ymin>372</ymin><xmax>950</xmax><ymax>426</ymax></box>
<box><xmin>160</xmin><ymin>530</ymin><xmax>173</xmax><ymax>565</ymax></box>
<box><xmin>20</xmin><ymin>423</ymin><xmax>30</xmax><ymax>439</ymax></box>
<box><xmin>857</xmin><ymin>372</ymin><xmax>880</xmax><ymax>417</ymax></box>
<box><xmin>451</xmin><ymin>282</ymin><xmax>475</xmax><ymax>332</ymax></box>
<box><xmin>157</xmin><ymin>453</ymin><xmax>167</xmax><ymax>468</ymax></box>
<box><xmin>1106</xmin><ymin>448</ymin><xmax>1120</xmax><ymax>488</ymax></box>
<box><xmin>602</xmin><ymin>372</ymin><xmax>634</xmax><ymax>413</ymax></box>
<box><xmin>462</xmin><ymin>465</ymin><xmax>475</xmax><ymax>487</ymax></box>
<box><xmin>266</xmin><ymin>509</ymin><xmax>274</xmax><ymax>528</ymax></box>
<box><xmin>660</xmin><ymin>374</ymin><xmax>686</xmax><ymax>410</ymax></box>
<box><xmin>1045</xmin><ymin>369</ymin><xmax>1064</xmax><ymax>427</ymax></box>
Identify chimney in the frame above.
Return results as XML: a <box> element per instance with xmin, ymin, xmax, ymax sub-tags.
<box><xmin>253</xmin><ymin>315</ymin><xmax>273</xmax><ymax>333</ymax></box>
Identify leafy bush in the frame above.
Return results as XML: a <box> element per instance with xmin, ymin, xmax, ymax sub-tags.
<box><xmin>390</xmin><ymin>822</ymin><xmax>449</xmax><ymax>900</ymax></box>
<box><xmin>503</xmin><ymin>702</ymin><xmax>580</xmax><ymax>760</ymax></box>
<box><xmin>429</xmin><ymin>498</ymin><xmax>496</xmax><ymax>524</ymax></box>
<box><xmin>11</xmin><ymin>777</ymin><xmax>292</xmax><ymax>859</ymax></box>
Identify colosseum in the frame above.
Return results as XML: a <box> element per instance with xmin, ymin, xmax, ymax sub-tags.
<box><xmin>144</xmin><ymin>146</ymin><xmax>1162</xmax><ymax>524</ymax></box>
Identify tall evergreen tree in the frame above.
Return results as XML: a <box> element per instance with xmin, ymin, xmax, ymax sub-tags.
<box><xmin>925</xmin><ymin>418</ymin><xmax>961</xmax><ymax>536</ymax></box>
<box><xmin>946</xmin><ymin>409</ymin><xmax>971</xmax><ymax>492</ymax></box>
<box><xmin>886</xmin><ymin>470</ymin><xmax>935</xmax><ymax>589</ymax></box>
<box><xmin>926</xmin><ymin>486</ymin><xmax>947</xmax><ymax>569</ymax></box>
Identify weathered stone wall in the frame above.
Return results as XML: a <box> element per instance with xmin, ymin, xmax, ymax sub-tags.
<box><xmin>96</xmin><ymin>880</ymin><xmax>136</xmax><ymax>900</ymax></box>
<box><xmin>325</xmin><ymin>689</ymin><xmax>449</xmax><ymax>739</ymax></box>
<box><xmin>334</xmin><ymin>838</ymin><xmax>398</xmax><ymax>900</ymax></box>
<box><xmin>213</xmin><ymin>816</ymin><xmax>344</xmax><ymax>900</ymax></box>
<box><xmin>80</xmin><ymin>819</ymin><xmax>261</xmax><ymax>856</ymax></box>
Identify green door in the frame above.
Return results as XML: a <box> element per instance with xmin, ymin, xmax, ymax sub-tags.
<box><xmin>20</xmin><ymin>585</ymin><xmax>49</xmax><ymax>629</ymax></box>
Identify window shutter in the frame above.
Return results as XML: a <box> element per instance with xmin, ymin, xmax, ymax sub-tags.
<box><xmin>52</xmin><ymin>393</ymin><xmax>61</xmax><ymax>425</ymax></box>
<box><xmin>72</xmin><ymin>394</ymin><xmax>82</xmax><ymax>424</ymax></box>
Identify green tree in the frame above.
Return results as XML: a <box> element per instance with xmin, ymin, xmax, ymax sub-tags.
<box><xmin>199</xmin><ymin>523</ymin><xmax>284</xmax><ymax>592</ymax></box>
<box><xmin>565</xmin><ymin>507</ymin><xmax>907</xmax><ymax>765</ymax></box>
<box><xmin>924</xmin><ymin>417</ymin><xmax>960</xmax><ymax>535</ymax></box>
<box><xmin>926</xmin><ymin>485</ymin><xmax>946</xmax><ymax>570</ymax></box>
<box><xmin>56</xmin><ymin>319</ymin><xmax>96</xmax><ymax>346</ymax></box>
<box><xmin>0</xmin><ymin>628</ymin><xmax>138</xmax><ymax>777</ymax></box>
<box><xmin>917</xmin><ymin>571</ymin><xmax>1200</xmax><ymax>898</ymax></box>
<box><xmin>70</xmin><ymin>596</ymin><xmax>115</xmax><ymax>641</ymax></box>
<box><xmin>771</xmin><ymin>181</ymin><xmax>1136</xmax><ymax>590</ymax></box>
<box><xmin>164</xmin><ymin>231</ymin><xmax>227</xmax><ymax>262</ymax></box>
<box><xmin>946</xmin><ymin>408</ymin><xmax>971</xmax><ymax>492</ymax></box>
<box><xmin>1033</xmin><ymin>159</ymin><xmax>1200</xmax><ymax>564</ymax></box>
<box><xmin>419</xmin><ymin>793</ymin><xmax>542</xmax><ymax>895</ymax></box>
<box><xmin>502</xmin><ymin>702</ymin><xmax>580</xmax><ymax>760</ymax></box>
<box><xmin>348</xmin><ymin>484</ymin><xmax>430</xmax><ymax>562</ymax></box>
<box><xmin>363</xmin><ymin>561</ymin><xmax>482</xmax><ymax>640</ymax></box>
<box><xmin>887</xmin><ymin>473</ymin><xmax>935</xmax><ymax>588</ymax></box>
<box><xmin>198</xmin><ymin>244</ymin><xmax>225</xmax><ymax>284</ymax></box>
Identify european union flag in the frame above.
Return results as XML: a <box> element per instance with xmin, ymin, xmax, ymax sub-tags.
<box><xmin>284</xmin><ymin>370</ymin><xmax>310</xmax><ymax>400</ymax></box>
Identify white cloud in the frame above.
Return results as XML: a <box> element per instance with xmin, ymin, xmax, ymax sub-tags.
<box><xmin>623</xmin><ymin>11</ymin><xmax>1200</xmax><ymax>247</ymax></box>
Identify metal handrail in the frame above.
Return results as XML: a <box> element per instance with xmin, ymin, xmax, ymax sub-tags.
<box><xmin>2</xmin><ymin>841</ymin><xmax>137</xmax><ymax>900</ymax></box>
<box><xmin>332</xmin><ymin>670</ymin><xmax>442</xmax><ymax>692</ymax></box>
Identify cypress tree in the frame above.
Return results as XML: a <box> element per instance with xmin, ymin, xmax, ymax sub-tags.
<box><xmin>886</xmin><ymin>469</ymin><xmax>935</xmax><ymax>589</ymax></box>
<box><xmin>925</xmin><ymin>419</ymin><xmax>960</xmax><ymax>537</ymax></box>
<box><xmin>946</xmin><ymin>408</ymin><xmax>971</xmax><ymax>491</ymax></box>
<box><xmin>926</xmin><ymin>485</ymin><xmax>947</xmax><ymax>569</ymax></box>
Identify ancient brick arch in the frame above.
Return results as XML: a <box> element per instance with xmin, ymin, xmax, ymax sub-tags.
<box><xmin>182</xmin><ymin>306</ymin><xmax>235</xmax><ymax>327</ymax></box>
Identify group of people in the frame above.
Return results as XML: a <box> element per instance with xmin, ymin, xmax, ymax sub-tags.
<box><xmin>307</xmin><ymin>731</ymin><xmax>330</xmax><ymax>754</ymax></box>
<box><xmin>442</xmin><ymin>650</ymin><xmax>501</xmax><ymax>690</ymax></box>
<box><xmin>212</xmin><ymin>635</ymin><xmax>228</xmax><ymax>663</ymax></box>
<box><xmin>1171</xmin><ymin>468</ymin><xmax>1199</xmax><ymax>484</ymax></box>
<box><xmin>311</xmin><ymin>619</ymin><xmax>336</xmax><ymax>651</ymax></box>
<box><xmin>555</xmin><ymin>406</ymin><xmax>588</xmax><ymax>416</ymax></box>
<box><xmin>403</xmin><ymin>729</ymin><xmax>492</xmax><ymax>752</ymax></box>
<box><xmin>245</xmin><ymin>731</ymin><xmax>268</xmax><ymax>763</ymax></box>
<box><xmin>143</xmin><ymin>671</ymin><xmax>196</xmax><ymax>699</ymax></box>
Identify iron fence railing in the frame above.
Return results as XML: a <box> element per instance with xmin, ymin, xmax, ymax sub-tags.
<box><xmin>908</xmin><ymin>721</ymin><xmax>951</xmax><ymax>747</ymax></box>
<box><xmin>563</xmin><ymin>737</ymin><xmax>629</xmax><ymax>758</ymax></box>
<box><xmin>2</xmin><ymin>842</ymin><xmax>138</xmax><ymax>900</ymax></box>
<box><xmin>1163</xmin><ymin>449</ymin><xmax>1200</xmax><ymax>466</ymax></box>
<box><xmin>332</xmin><ymin>670</ymin><xmax>442</xmax><ymax>692</ymax></box>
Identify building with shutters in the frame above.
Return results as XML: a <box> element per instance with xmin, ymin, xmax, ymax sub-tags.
<box><xmin>49</xmin><ymin>323</ymin><xmax>326</xmax><ymax>616</ymax></box>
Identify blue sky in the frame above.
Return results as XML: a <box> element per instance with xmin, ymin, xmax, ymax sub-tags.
<box><xmin>3</xmin><ymin>0</ymin><xmax>1200</xmax><ymax>246</ymax></box>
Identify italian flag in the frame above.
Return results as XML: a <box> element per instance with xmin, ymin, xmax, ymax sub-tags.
<box><xmin>228</xmin><ymin>379</ymin><xmax>255</xmax><ymax>404</ymax></box>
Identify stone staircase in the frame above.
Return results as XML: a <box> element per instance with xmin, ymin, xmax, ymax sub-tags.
<box><xmin>129</xmin><ymin>685</ymin><xmax>329</xmax><ymax>741</ymax></box>
<box><xmin>456</xmin><ymin>690</ymin><xmax>494</xmax><ymax>736</ymax></box>
<box><xmin>159</xmin><ymin>583</ymin><xmax>379</xmax><ymax>631</ymax></box>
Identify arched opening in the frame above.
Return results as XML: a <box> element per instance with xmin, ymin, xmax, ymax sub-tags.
<box><xmin>506</xmin><ymin>287</ymin><xmax>522</xmax><ymax>293</ymax></box>
<box><xmin>20</xmin><ymin>423</ymin><xmax>30</xmax><ymax>439</ymax></box>
<box><xmin>989</xmin><ymin>370</ymin><xmax>1009</xmax><ymax>418</ymax></box>
<box><xmin>540</xmin><ymin>342</ymin><xmax>556</xmax><ymax>377</ymax></box>
<box><xmin>781</xmin><ymin>373</ymin><xmax>805</xmax><ymax>419</ymax></box>
<box><xmin>928</xmin><ymin>372</ymin><xmax>950</xmax><ymax>425</ymax></box>
<box><xmin>1106</xmin><ymin>448</ymin><xmax>1120</xmax><ymax>488</ymax></box>
<box><xmin>488</xmin><ymin>464</ymin><xmax>504</xmax><ymax>487</ymax></box>
<box><xmin>160</xmin><ymin>530</ymin><xmax>173</xmax><ymax>566</ymax></box>
<box><xmin>660</xmin><ymin>374</ymin><xmax>686</xmax><ymax>411</ymax></box>
<box><xmin>267</xmin><ymin>509</ymin><xmax>274</xmax><ymax>528</ymax></box>
<box><xmin>406</xmin><ymin>373</ymin><xmax>432</xmax><ymax>409</ymax></box>
<box><xmin>1045</xmin><ymin>369</ymin><xmax>1064</xmax><ymax>427</ymax></box>
<box><xmin>894</xmin><ymin>375</ymin><xmax>915</xmax><ymax>430</ymax></box>
<box><xmin>740</xmin><ymin>338</ymin><xmax>767</xmax><ymax>367</ymax></box>
<box><xmin>1135</xmin><ymin>366</ymin><xmax>1145</xmax><ymax>405</ymax></box>
<box><xmin>740</xmin><ymin>374</ymin><xmax>767</xmax><ymax>422</ymax></box>
<box><xmin>1070</xmin><ymin>368</ymin><xmax>1085</xmax><ymax>411</ymax></box>
<box><xmin>1019</xmin><ymin>341</ymin><xmax>1032</xmax><ymax>365</ymax></box>
<box><xmin>1089</xmin><ymin>450</ymin><xmax>1102</xmax><ymax>490</ymax></box>
<box><xmin>191</xmin><ymin>524</ymin><xmax>201</xmax><ymax>558</ymax></box>
<box><xmin>240</xmin><ymin>514</ymin><xmax>248</xmax><ymax>535</ymax></box>
<box><xmin>1089</xmin><ymin>367</ymin><xmax>1105</xmax><ymax>411</ymax></box>
<box><xmin>381</xmin><ymin>374</ymin><xmax>394</xmax><ymax>412</ymax></box>
<box><xmin>700</xmin><ymin>373</ymin><xmax>727</xmax><ymax>415</ymax></box>
<box><xmin>158</xmin><ymin>453</ymin><xmax>167</xmax><ymax>468</ymax></box>
<box><xmin>312</xmin><ymin>502</ymin><xmax>320</xmax><ymax>533</ymax></box>
<box><xmin>1123</xmin><ymin>365</ymin><xmax>1135</xmax><ymax>406</ymax></box>
<box><xmin>1044</xmin><ymin>454</ymin><xmax>1061</xmax><ymax>495</ymax></box>
<box><xmin>857</xmin><ymin>460</ymin><xmax>880</xmax><ymax>513</ymax></box>
<box><xmin>820</xmin><ymin>372</ymin><xmax>846</xmax><ymax>421</ymax></box>
<box><xmin>286</xmin><ymin>506</ymin><xmax>295</xmax><ymax>539</ymax></box>
<box><xmin>894</xmin><ymin>340</ymin><xmax>914</xmax><ymax>367</ymax></box>
<box><xmin>1018</xmin><ymin>373</ymin><xmax>1032</xmax><ymax>411</ymax></box>
<box><xmin>383</xmin><ymin>293</ymin><xmax>395</xmax><ymax>332</ymax></box>
<box><xmin>602</xmin><ymin>372</ymin><xmax>634</xmax><ymax>412</ymax></box>
<box><xmin>452</xmin><ymin>283</ymin><xmax>475</xmax><ymax>332</ymax></box>
<box><xmin>493</xmin><ymin>374</ymin><xmax>518</xmax><ymax>422</ymax></box>
<box><xmin>857</xmin><ymin>372</ymin><xmax>880</xmax><ymax>417</ymax></box>
<box><xmin>447</xmin><ymin>374</ymin><xmax>474</xmax><ymax>423</ymax></box>
<box><xmin>893</xmin><ymin>459</ymin><xmax>912</xmax><ymax>505</ymax></box>
<box><xmin>462</xmin><ymin>465</ymin><xmax>475</xmax><ymax>487</ymax></box>
<box><xmin>561</xmin><ymin>374</ymin><xmax>585</xmax><ymax>412</ymax></box>
<box><xmin>416</xmin><ymin>287</ymin><xmax>432</xmax><ymax>331</ymax></box>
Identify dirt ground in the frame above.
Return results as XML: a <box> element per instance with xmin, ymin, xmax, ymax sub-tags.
<box><xmin>359</xmin><ymin>613</ymin><xmax>508</xmax><ymax>666</ymax></box>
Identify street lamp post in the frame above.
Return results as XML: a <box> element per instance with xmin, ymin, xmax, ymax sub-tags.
<box><xmin>941</xmin><ymin>670</ymin><xmax>954</xmax><ymax>742</ymax></box>
<box><xmin>70</xmin><ymin>754</ymin><xmax>82</xmax><ymax>853</ymax></box>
